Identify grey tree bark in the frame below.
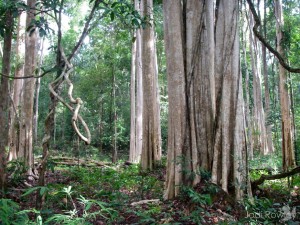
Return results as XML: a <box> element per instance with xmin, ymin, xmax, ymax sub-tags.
<box><xmin>140</xmin><ymin>0</ymin><xmax>161</xmax><ymax>170</ymax></box>
<box><xmin>248</xmin><ymin>13</ymin><xmax>269</xmax><ymax>155</ymax></box>
<box><xmin>111</xmin><ymin>65</ymin><xmax>117</xmax><ymax>163</ymax></box>
<box><xmin>262</xmin><ymin>0</ymin><xmax>274</xmax><ymax>154</ymax></box>
<box><xmin>33</xmin><ymin>38</ymin><xmax>45</xmax><ymax>144</ymax></box>
<box><xmin>163</xmin><ymin>0</ymin><xmax>215</xmax><ymax>199</ymax></box>
<box><xmin>135</xmin><ymin>0</ymin><xmax>143</xmax><ymax>163</ymax></box>
<box><xmin>274</xmin><ymin>0</ymin><xmax>295</xmax><ymax>171</ymax></box>
<box><xmin>211</xmin><ymin>0</ymin><xmax>247</xmax><ymax>200</ymax></box>
<box><xmin>8</xmin><ymin>11</ymin><xmax>25</xmax><ymax>161</ymax></box>
<box><xmin>19</xmin><ymin>0</ymin><xmax>37</xmax><ymax>176</ymax></box>
<box><xmin>163</xmin><ymin>0</ymin><xmax>186</xmax><ymax>198</ymax></box>
<box><xmin>241</xmin><ymin>20</ymin><xmax>254</xmax><ymax>160</ymax></box>
<box><xmin>0</xmin><ymin>7</ymin><xmax>14</xmax><ymax>195</ymax></box>
<box><xmin>129</xmin><ymin>29</ymin><xmax>137</xmax><ymax>163</ymax></box>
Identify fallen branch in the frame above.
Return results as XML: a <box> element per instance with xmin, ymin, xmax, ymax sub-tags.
<box><xmin>216</xmin><ymin>209</ymin><xmax>236</xmax><ymax>221</ymax></box>
<box><xmin>251</xmin><ymin>166</ymin><xmax>300</xmax><ymax>190</ymax></box>
<box><xmin>53</xmin><ymin>161</ymin><xmax>105</xmax><ymax>167</ymax></box>
<box><xmin>131</xmin><ymin>199</ymin><xmax>160</xmax><ymax>206</ymax></box>
<box><xmin>35</xmin><ymin>157</ymin><xmax>111</xmax><ymax>168</ymax></box>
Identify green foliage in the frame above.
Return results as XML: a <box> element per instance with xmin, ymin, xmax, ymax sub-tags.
<box><xmin>240</xmin><ymin>197</ymin><xmax>281</xmax><ymax>224</ymax></box>
<box><xmin>45</xmin><ymin>190</ymin><xmax>118</xmax><ymax>224</ymax></box>
<box><xmin>292</xmin><ymin>175</ymin><xmax>300</xmax><ymax>188</ymax></box>
<box><xmin>6</xmin><ymin>159</ymin><xmax>28</xmax><ymax>185</ymax></box>
<box><xmin>182</xmin><ymin>207</ymin><xmax>206</xmax><ymax>224</ymax></box>
<box><xmin>198</xmin><ymin>167</ymin><xmax>212</xmax><ymax>181</ymax></box>
<box><xmin>45</xmin><ymin>210</ymin><xmax>87</xmax><ymax>225</ymax></box>
<box><xmin>250</xmin><ymin>169</ymin><xmax>269</xmax><ymax>181</ymax></box>
<box><xmin>249</xmin><ymin>154</ymin><xmax>281</xmax><ymax>180</ymax></box>
<box><xmin>180</xmin><ymin>186</ymin><xmax>212</xmax><ymax>207</ymax></box>
<box><xmin>129</xmin><ymin>203</ymin><xmax>161</xmax><ymax>224</ymax></box>
<box><xmin>32</xmin><ymin>0</ymin><xmax>167</xmax><ymax>158</ymax></box>
<box><xmin>22</xmin><ymin>186</ymin><xmax>51</xmax><ymax>198</ymax></box>
<box><xmin>0</xmin><ymin>199</ymin><xmax>32</xmax><ymax>225</ymax></box>
<box><xmin>18</xmin><ymin>184</ymin><xmax>118</xmax><ymax>224</ymax></box>
<box><xmin>241</xmin><ymin>196</ymin><xmax>299</xmax><ymax>224</ymax></box>
<box><xmin>99</xmin><ymin>0</ymin><xmax>148</xmax><ymax>29</ymax></box>
<box><xmin>296</xmin><ymin>141</ymin><xmax>300</xmax><ymax>165</ymax></box>
<box><xmin>248</xmin><ymin>154</ymin><xmax>293</xmax><ymax>191</ymax></box>
<box><xmin>0</xmin><ymin>0</ymin><xmax>28</xmax><ymax>37</ymax></box>
<box><xmin>65</xmin><ymin>164</ymin><xmax>163</xmax><ymax>202</ymax></box>
<box><xmin>27</xmin><ymin>16</ymin><xmax>54</xmax><ymax>37</ymax></box>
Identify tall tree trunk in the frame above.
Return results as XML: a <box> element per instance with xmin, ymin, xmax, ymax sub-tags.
<box><xmin>0</xmin><ymin>8</ymin><xmax>14</xmax><ymax>196</ymax></box>
<box><xmin>19</xmin><ymin>0</ymin><xmax>37</xmax><ymax>176</ymax></box>
<box><xmin>98</xmin><ymin>97</ymin><xmax>103</xmax><ymax>153</ymax></box>
<box><xmin>262</xmin><ymin>0</ymin><xmax>274</xmax><ymax>154</ymax></box>
<box><xmin>241</xmin><ymin>24</ymin><xmax>254</xmax><ymax>198</ymax></box>
<box><xmin>129</xmin><ymin>29</ymin><xmax>137</xmax><ymax>163</ymax></box>
<box><xmin>111</xmin><ymin>66</ymin><xmax>117</xmax><ymax>163</ymax></box>
<box><xmin>135</xmin><ymin>0</ymin><xmax>143</xmax><ymax>163</ymax></box>
<box><xmin>0</xmin><ymin>40</ymin><xmax>3</xmax><ymax>57</ymax></box>
<box><xmin>33</xmin><ymin>38</ymin><xmax>45</xmax><ymax>144</ymax></box>
<box><xmin>262</xmin><ymin>46</ymin><xmax>274</xmax><ymax>153</ymax></box>
<box><xmin>163</xmin><ymin>0</ymin><xmax>215</xmax><ymax>199</ymax></box>
<box><xmin>163</xmin><ymin>0</ymin><xmax>186</xmax><ymax>199</ymax></box>
<box><xmin>241</xmin><ymin>23</ymin><xmax>254</xmax><ymax>160</ymax></box>
<box><xmin>248</xmin><ymin>13</ymin><xmax>269</xmax><ymax>155</ymax></box>
<box><xmin>288</xmin><ymin>71</ymin><xmax>297</xmax><ymax>163</ymax></box>
<box><xmin>274</xmin><ymin>0</ymin><xmax>295</xmax><ymax>171</ymax></box>
<box><xmin>271</xmin><ymin>60</ymin><xmax>281</xmax><ymax>150</ymax></box>
<box><xmin>8</xmin><ymin>11</ymin><xmax>26</xmax><ymax>161</ymax></box>
<box><xmin>154</xmin><ymin>34</ymin><xmax>162</xmax><ymax>163</ymax></box>
<box><xmin>189</xmin><ymin>0</ymin><xmax>215</xmax><ymax>173</ymax></box>
<box><xmin>212</xmin><ymin>0</ymin><xmax>247</xmax><ymax>200</ymax></box>
<box><xmin>37</xmin><ymin>2</ymin><xmax>65</xmax><ymax>209</ymax></box>
<box><xmin>53</xmin><ymin>113</ymin><xmax>57</xmax><ymax>146</ymax></box>
<box><xmin>140</xmin><ymin>0</ymin><xmax>161</xmax><ymax>170</ymax></box>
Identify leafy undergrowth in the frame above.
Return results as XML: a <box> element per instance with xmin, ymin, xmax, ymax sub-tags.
<box><xmin>2</xmin><ymin>162</ymin><xmax>300</xmax><ymax>224</ymax></box>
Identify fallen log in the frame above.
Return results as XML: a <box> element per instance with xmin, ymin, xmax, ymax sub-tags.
<box><xmin>131</xmin><ymin>199</ymin><xmax>160</xmax><ymax>206</ymax></box>
<box><xmin>53</xmin><ymin>161</ymin><xmax>107</xmax><ymax>167</ymax></box>
<box><xmin>251</xmin><ymin>166</ymin><xmax>300</xmax><ymax>190</ymax></box>
<box><xmin>35</xmin><ymin>157</ymin><xmax>111</xmax><ymax>168</ymax></box>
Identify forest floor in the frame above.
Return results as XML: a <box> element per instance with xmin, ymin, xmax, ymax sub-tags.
<box><xmin>3</xmin><ymin>157</ymin><xmax>300</xmax><ymax>224</ymax></box>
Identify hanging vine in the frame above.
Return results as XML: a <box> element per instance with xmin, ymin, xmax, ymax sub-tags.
<box><xmin>48</xmin><ymin>47</ymin><xmax>91</xmax><ymax>145</ymax></box>
<box><xmin>246</xmin><ymin>0</ymin><xmax>300</xmax><ymax>73</ymax></box>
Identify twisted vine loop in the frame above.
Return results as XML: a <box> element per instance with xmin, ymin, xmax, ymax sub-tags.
<box><xmin>48</xmin><ymin>47</ymin><xmax>91</xmax><ymax>145</ymax></box>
